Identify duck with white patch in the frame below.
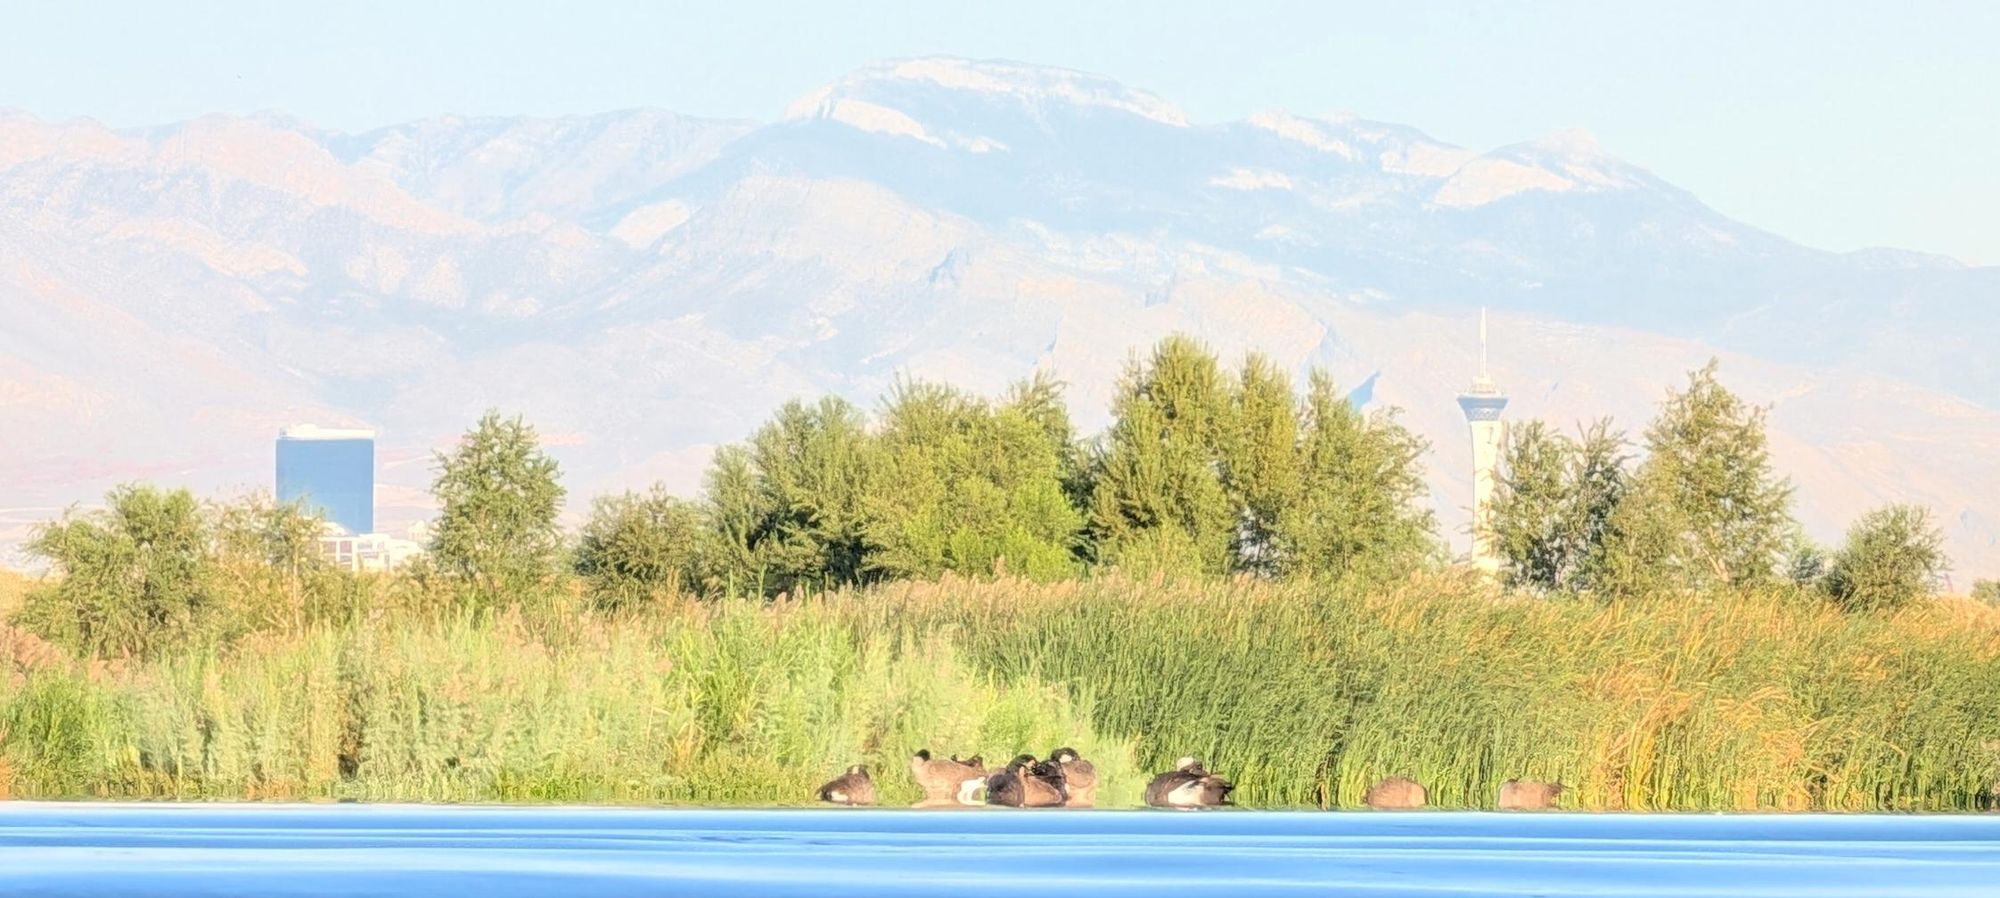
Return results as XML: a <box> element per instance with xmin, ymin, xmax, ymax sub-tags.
<box><xmin>1144</xmin><ymin>756</ymin><xmax>1234</xmax><ymax>809</ymax></box>
<box><xmin>817</xmin><ymin>764</ymin><xmax>875</xmax><ymax>806</ymax></box>
<box><xmin>909</xmin><ymin>749</ymin><xmax>986</xmax><ymax>807</ymax></box>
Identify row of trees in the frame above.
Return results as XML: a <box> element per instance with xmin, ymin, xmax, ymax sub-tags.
<box><xmin>1486</xmin><ymin>362</ymin><xmax>1948</xmax><ymax>609</ymax></box>
<box><xmin>565</xmin><ymin>336</ymin><xmax>1436</xmax><ymax>604</ymax></box>
<box><xmin>16</xmin><ymin>337</ymin><xmax>1966</xmax><ymax>657</ymax></box>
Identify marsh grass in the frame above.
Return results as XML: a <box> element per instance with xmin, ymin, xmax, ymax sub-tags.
<box><xmin>2</xmin><ymin>575</ymin><xmax>1997</xmax><ymax>810</ymax></box>
<box><xmin>846</xmin><ymin>575</ymin><xmax>2000</xmax><ymax>811</ymax></box>
<box><xmin>0</xmin><ymin>594</ymin><xmax>1142</xmax><ymax>805</ymax></box>
<box><xmin>0</xmin><ymin>570</ymin><xmax>30</xmax><ymax>620</ymax></box>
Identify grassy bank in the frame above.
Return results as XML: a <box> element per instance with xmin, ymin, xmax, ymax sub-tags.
<box><xmin>4</xmin><ymin>576</ymin><xmax>1999</xmax><ymax>810</ymax></box>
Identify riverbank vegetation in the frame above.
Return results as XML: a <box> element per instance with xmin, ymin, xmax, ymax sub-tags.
<box><xmin>3</xmin><ymin>337</ymin><xmax>1993</xmax><ymax>809</ymax></box>
<box><xmin>3</xmin><ymin>576</ymin><xmax>1996</xmax><ymax>809</ymax></box>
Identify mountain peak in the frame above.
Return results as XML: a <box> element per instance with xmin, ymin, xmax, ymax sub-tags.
<box><xmin>786</xmin><ymin>56</ymin><xmax>1189</xmax><ymax>128</ymax></box>
<box><xmin>1529</xmin><ymin>126</ymin><xmax>1603</xmax><ymax>157</ymax></box>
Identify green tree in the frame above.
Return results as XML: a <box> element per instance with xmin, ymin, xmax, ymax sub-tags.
<box><xmin>1220</xmin><ymin>354</ymin><xmax>1301</xmax><ymax>576</ymax></box>
<box><xmin>1489</xmin><ymin>419</ymin><xmax>1629</xmax><ymax>593</ymax></box>
<box><xmin>703</xmin><ymin>445</ymin><xmax>768</xmax><ymax>593</ymax></box>
<box><xmin>1271</xmin><ymin>372</ymin><xmax>1436</xmax><ymax>581</ymax></box>
<box><xmin>574</xmin><ymin>486</ymin><xmax>716</xmax><ymax>607</ymax></box>
<box><xmin>1087</xmin><ymin>336</ymin><xmax>1237</xmax><ymax>575</ymax></box>
<box><xmin>1972</xmin><ymin>579</ymin><xmax>2000</xmax><ymax>604</ymax></box>
<box><xmin>1567</xmin><ymin>420</ymin><xmax>1630</xmax><ymax>585</ymax></box>
<box><xmin>20</xmin><ymin>484</ymin><xmax>217</xmax><ymax>657</ymax></box>
<box><xmin>1004</xmin><ymin>371</ymin><xmax>1094</xmax><ymax>513</ymax></box>
<box><xmin>1824</xmin><ymin>504</ymin><xmax>1947</xmax><ymax>611</ymax></box>
<box><xmin>1489</xmin><ymin>420</ymin><xmax>1571</xmax><ymax>591</ymax></box>
<box><xmin>1783</xmin><ymin>529</ymin><xmax>1830</xmax><ymax>592</ymax></box>
<box><xmin>428</xmin><ymin>411</ymin><xmax>566</xmax><ymax>601</ymax></box>
<box><xmin>1599</xmin><ymin>362</ymin><xmax>1794</xmax><ymax>597</ymax></box>
<box><xmin>864</xmin><ymin>379</ymin><xmax>1083</xmax><ymax>580</ymax></box>
<box><xmin>707</xmin><ymin>396</ymin><xmax>875</xmax><ymax>595</ymax></box>
<box><xmin>213</xmin><ymin>492</ymin><xmax>346</xmax><ymax>629</ymax></box>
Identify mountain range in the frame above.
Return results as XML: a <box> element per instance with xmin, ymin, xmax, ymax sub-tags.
<box><xmin>2</xmin><ymin>57</ymin><xmax>1996</xmax><ymax>577</ymax></box>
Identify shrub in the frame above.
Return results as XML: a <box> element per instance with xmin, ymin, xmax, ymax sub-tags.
<box><xmin>19</xmin><ymin>485</ymin><xmax>218</xmax><ymax>657</ymax></box>
<box><xmin>1825</xmin><ymin>504</ymin><xmax>1947</xmax><ymax>612</ymax></box>
<box><xmin>574</xmin><ymin>487</ymin><xmax>717</xmax><ymax>607</ymax></box>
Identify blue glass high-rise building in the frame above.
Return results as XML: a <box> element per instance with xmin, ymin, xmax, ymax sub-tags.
<box><xmin>276</xmin><ymin>425</ymin><xmax>375</xmax><ymax>535</ymax></box>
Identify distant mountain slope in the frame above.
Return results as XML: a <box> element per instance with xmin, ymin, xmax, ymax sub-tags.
<box><xmin>0</xmin><ymin>58</ymin><xmax>1995</xmax><ymax>576</ymax></box>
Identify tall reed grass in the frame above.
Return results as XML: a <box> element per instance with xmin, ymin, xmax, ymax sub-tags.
<box><xmin>0</xmin><ymin>598</ymin><xmax>1141</xmax><ymax>805</ymax></box>
<box><xmin>0</xmin><ymin>569</ymin><xmax>29</xmax><ymax>619</ymax></box>
<box><xmin>3</xmin><ymin>575</ymin><xmax>1997</xmax><ymax>810</ymax></box>
<box><xmin>854</xmin><ymin>575</ymin><xmax>2000</xmax><ymax>810</ymax></box>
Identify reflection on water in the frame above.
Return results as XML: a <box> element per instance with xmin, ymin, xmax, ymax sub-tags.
<box><xmin>1</xmin><ymin>803</ymin><xmax>1997</xmax><ymax>896</ymax></box>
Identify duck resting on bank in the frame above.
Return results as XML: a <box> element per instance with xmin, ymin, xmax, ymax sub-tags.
<box><xmin>1144</xmin><ymin>756</ymin><xmax>1234</xmax><ymax>809</ymax></box>
<box><xmin>1497</xmin><ymin>778</ymin><xmax>1565</xmax><ymax>810</ymax></box>
<box><xmin>1363</xmin><ymin>775</ymin><xmax>1427</xmax><ymax>810</ymax></box>
<box><xmin>910</xmin><ymin>749</ymin><xmax>987</xmax><ymax>806</ymax></box>
<box><xmin>1047</xmin><ymin>747</ymin><xmax>1097</xmax><ymax>808</ymax></box>
<box><xmin>986</xmin><ymin>754</ymin><xmax>1068</xmax><ymax>808</ymax></box>
<box><xmin>817</xmin><ymin>764</ymin><xmax>876</xmax><ymax>806</ymax></box>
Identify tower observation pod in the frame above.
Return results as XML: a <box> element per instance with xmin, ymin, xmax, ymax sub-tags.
<box><xmin>1456</xmin><ymin>309</ymin><xmax>1508</xmax><ymax>575</ymax></box>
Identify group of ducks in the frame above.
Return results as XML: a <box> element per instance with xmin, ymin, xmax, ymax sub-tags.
<box><xmin>816</xmin><ymin>749</ymin><xmax>1236</xmax><ymax>809</ymax></box>
<box><xmin>1360</xmin><ymin>775</ymin><xmax>1568</xmax><ymax>810</ymax></box>
<box><xmin>817</xmin><ymin>753</ymin><xmax>1568</xmax><ymax>811</ymax></box>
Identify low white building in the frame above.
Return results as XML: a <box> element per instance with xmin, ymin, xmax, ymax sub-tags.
<box><xmin>316</xmin><ymin>522</ymin><xmax>425</xmax><ymax>573</ymax></box>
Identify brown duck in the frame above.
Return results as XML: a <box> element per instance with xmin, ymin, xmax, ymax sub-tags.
<box><xmin>1363</xmin><ymin>775</ymin><xmax>1427</xmax><ymax>809</ymax></box>
<box><xmin>1048</xmin><ymin>747</ymin><xmax>1098</xmax><ymax>808</ymax></box>
<box><xmin>985</xmin><ymin>754</ymin><xmax>1067</xmax><ymax>808</ymax></box>
<box><xmin>1144</xmin><ymin>756</ymin><xmax>1234</xmax><ymax>809</ymax></box>
<box><xmin>1497</xmin><ymin>779</ymin><xmax>1565</xmax><ymax>810</ymax></box>
<box><xmin>817</xmin><ymin>764</ymin><xmax>875</xmax><ymax>806</ymax></box>
<box><xmin>909</xmin><ymin>749</ymin><xmax>986</xmax><ymax>806</ymax></box>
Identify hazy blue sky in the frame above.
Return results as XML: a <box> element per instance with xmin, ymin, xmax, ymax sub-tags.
<box><xmin>5</xmin><ymin>0</ymin><xmax>1995</xmax><ymax>263</ymax></box>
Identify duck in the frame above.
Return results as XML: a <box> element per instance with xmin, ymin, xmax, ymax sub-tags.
<box><xmin>909</xmin><ymin>749</ymin><xmax>986</xmax><ymax>806</ymax></box>
<box><xmin>1048</xmin><ymin>747</ymin><xmax>1098</xmax><ymax>808</ymax></box>
<box><xmin>1496</xmin><ymin>778</ymin><xmax>1565</xmax><ymax>810</ymax></box>
<box><xmin>1144</xmin><ymin>756</ymin><xmax>1234</xmax><ymax>809</ymax></box>
<box><xmin>985</xmin><ymin>754</ymin><xmax>1067</xmax><ymax>808</ymax></box>
<box><xmin>1363</xmin><ymin>775</ymin><xmax>1427</xmax><ymax>810</ymax></box>
<box><xmin>817</xmin><ymin>764</ymin><xmax>875</xmax><ymax>806</ymax></box>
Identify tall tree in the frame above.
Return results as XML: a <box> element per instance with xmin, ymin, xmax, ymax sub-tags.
<box><xmin>1221</xmin><ymin>353</ymin><xmax>1301</xmax><ymax>576</ymax></box>
<box><xmin>707</xmin><ymin>396</ymin><xmax>875</xmax><ymax>595</ymax></box>
<box><xmin>1004</xmin><ymin>371</ymin><xmax>1094</xmax><ymax>513</ymax></box>
<box><xmin>428</xmin><ymin>411</ymin><xmax>566</xmax><ymax>601</ymax></box>
<box><xmin>1489</xmin><ymin>420</ymin><xmax>1572</xmax><ymax>591</ymax></box>
<box><xmin>865</xmin><ymin>379</ymin><xmax>1082</xmax><ymax>580</ymax></box>
<box><xmin>1599</xmin><ymin>362</ymin><xmax>1793</xmax><ymax>597</ymax></box>
<box><xmin>1272</xmin><ymin>372</ymin><xmax>1436</xmax><ymax>581</ymax></box>
<box><xmin>703</xmin><ymin>445</ymin><xmax>766</xmax><ymax>593</ymax></box>
<box><xmin>1087</xmin><ymin>336</ymin><xmax>1236</xmax><ymax>575</ymax></box>
<box><xmin>1489</xmin><ymin>419</ymin><xmax>1629</xmax><ymax>594</ymax></box>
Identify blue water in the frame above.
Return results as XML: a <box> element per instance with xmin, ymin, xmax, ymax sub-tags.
<box><xmin>2</xmin><ymin>804</ymin><xmax>1998</xmax><ymax>896</ymax></box>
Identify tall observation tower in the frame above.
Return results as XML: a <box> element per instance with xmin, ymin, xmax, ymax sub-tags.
<box><xmin>1456</xmin><ymin>309</ymin><xmax>1508</xmax><ymax>574</ymax></box>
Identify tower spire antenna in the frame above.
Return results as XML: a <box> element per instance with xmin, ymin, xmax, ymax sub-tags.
<box><xmin>1479</xmin><ymin>307</ymin><xmax>1489</xmax><ymax>379</ymax></box>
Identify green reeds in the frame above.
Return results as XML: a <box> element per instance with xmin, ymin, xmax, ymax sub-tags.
<box><xmin>3</xmin><ymin>576</ymin><xmax>1997</xmax><ymax>810</ymax></box>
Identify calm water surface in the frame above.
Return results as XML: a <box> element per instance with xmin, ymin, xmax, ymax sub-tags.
<box><xmin>1</xmin><ymin>803</ymin><xmax>1997</xmax><ymax>896</ymax></box>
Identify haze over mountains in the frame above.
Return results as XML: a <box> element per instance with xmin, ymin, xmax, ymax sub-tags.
<box><xmin>2</xmin><ymin>57</ymin><xmax>1996</xmax><ymax>576</ymax></box>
